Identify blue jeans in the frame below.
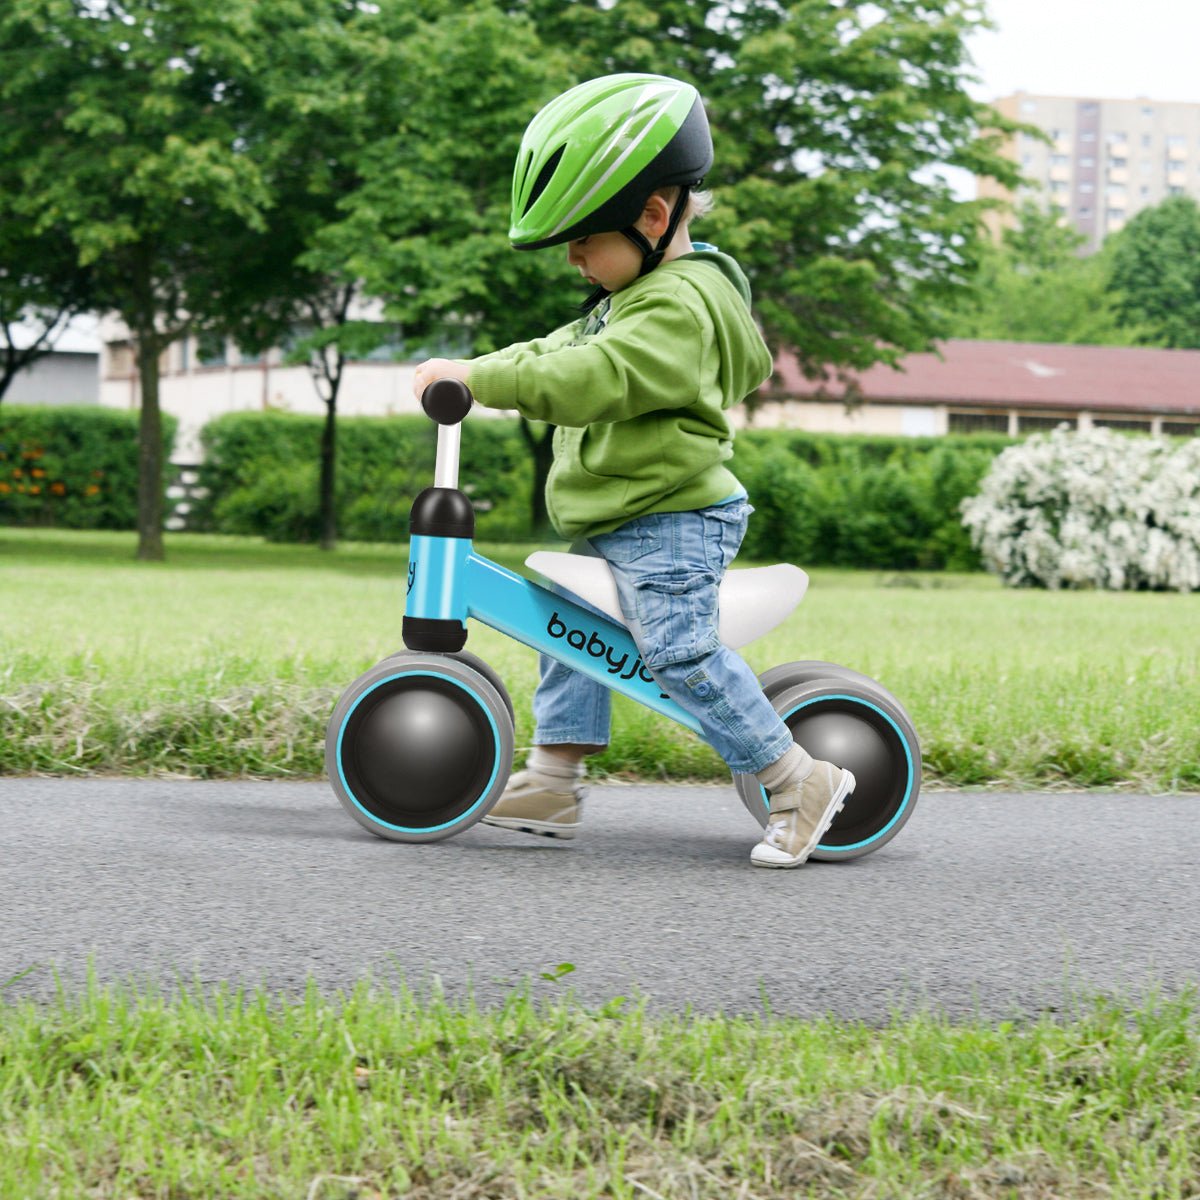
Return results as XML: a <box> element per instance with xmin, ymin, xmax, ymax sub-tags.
<box><xmin>532</xmin><ymin>501</ymin><xmax>796</xmax><ymax>775</ymax></box>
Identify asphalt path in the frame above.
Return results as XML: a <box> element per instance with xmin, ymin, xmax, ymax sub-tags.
<box><xmin>2</xmin><ymin>778</ymin><xmax>1197</xmax><ymax>1021</ymax></box>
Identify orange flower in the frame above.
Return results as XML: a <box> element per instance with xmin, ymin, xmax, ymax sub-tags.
<box><xmin>29</xmin><ymin>485</ymin><xmax>41</xmax><ymax>495</ymax></box>
<box><xmin>85</xmin><ymin>484</ymin><xmax>101</xmax><ymax>496</ymax></box>
<box><xmin>11</xmin><ymin>468</ymin><xmax>22</xmax><ymax>478</ymax></box>
<box><xmin>31</xmin><ymin>468</ymin><xmax>46</xmax><ymax>478</ymax></box>
<box><xmin>50</xmin><ymin>482</ymin><xmax>66</xmax><ymax>496</ymax></box>
<box><xmin>0</xmin><ymin>482</ymin><xmax>9</xmax><ymax>494</ymax></box>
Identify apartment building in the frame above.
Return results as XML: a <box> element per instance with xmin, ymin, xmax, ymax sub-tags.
<box><xmin>978</xmin><ymin>92</ymin><xmax>1200</xmax><ymax>250</ymax></box>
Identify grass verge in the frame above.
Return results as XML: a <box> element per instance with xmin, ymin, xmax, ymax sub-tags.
<box><xmin>3</xmin><ymin>529</ymin><xmax>1200</xmax><ymax>790</ymax></box>
<box><xmin>1</xmin><ymin>969</ymin><xmax>1198</xmax><ymax>1199</ymax></box>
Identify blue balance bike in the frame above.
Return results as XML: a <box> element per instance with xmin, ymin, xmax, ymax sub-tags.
<box><xmin>326</xmin><ymin>380</ymin><xmax>921</xmax><ymax>860</ymax></box>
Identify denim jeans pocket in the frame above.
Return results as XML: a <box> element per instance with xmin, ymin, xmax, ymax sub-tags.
<box><xmin>700</xmin><ymin>500</ymin><xmax>751</xmax><ymax>573</ymax></box>
<box><xmin>632</xmin><ymin>569</ymin><xmax>721</xmax><ymax>667</ymax></box>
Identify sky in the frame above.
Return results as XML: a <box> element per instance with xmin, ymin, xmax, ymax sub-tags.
<box><xmin>943</xmin><ymin>0</ymin><xmax>1200</xmax><ymax>198</ymax></box>
<box><xmin>964</xmin><ymin>0</ymin><xmax>1200</xmax><ymax>105</ymax></box>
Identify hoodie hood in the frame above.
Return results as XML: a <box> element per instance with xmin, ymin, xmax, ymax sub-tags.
<box><xmin>652</xmin><ymin>244</ymin><xmax>773</xmax><ymax>408</ymax></box>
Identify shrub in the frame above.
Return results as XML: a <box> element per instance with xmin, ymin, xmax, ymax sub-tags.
<box><xmin>733</xmin><ymin>430</ymin><xmax>1007</xmax><ymax>570</ymax></box>
<box><xmin>193</xmin><ymin>411</ymin><xmax>1009</xmax><ymax>565</ymax></box>
<box><xmin>960</xmin><ymin>427</ymin><xmax>1200</xmax><ymax>590</ymax></box>
<box><xmin>195</xmin><ymin>411</ymin><xmax>529</xmax><ymax>543</ymax></box>
<box><xmin>0</xmin><ymin>405</ymin><xmax>177</xmax><ymax>530</ymax></box>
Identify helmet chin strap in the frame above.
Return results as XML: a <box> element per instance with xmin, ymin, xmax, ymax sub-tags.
<box><xmin>579</xmin><ymin>187</ymin><xmax>692</xmax><ymax>315</ymax></box>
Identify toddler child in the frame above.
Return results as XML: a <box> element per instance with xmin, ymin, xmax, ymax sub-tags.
<box><xmin>413</xmin><ymin>73</ymin><xmax>855</xmax><ymax>867</ymax></box>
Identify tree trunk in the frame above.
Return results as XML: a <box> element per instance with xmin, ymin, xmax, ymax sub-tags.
<box><xmin>520</xmin><ymin>417</ymin><xmax>556</xmax><ymax>538</ymax></box>
<box><xmin>319</xmin><ymin>388</ymin><xmax>338</xmax><ymax>552</ymax></box>
<box><xmin>134</xmin><ymin>335</ymin><xmax>165</xmax><ymax>562</ymax></box>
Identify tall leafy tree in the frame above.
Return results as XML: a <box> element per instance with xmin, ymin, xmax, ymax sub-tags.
<box><xmin>0</xmin><ymin>0</ymin><xmax>283</xmax><ymax>559</ymax></box>
<box><xmin>1107</xmin><ymin>195</ymin><xmax>1200</xmax><ymax>350</ymax></box>
<box><xmin>508</xmin><ymin>0</ymin><xmax>1026</xmax><ymax>380</ymax></box>
<box><xmin>331</xmin><ymin>0</ymin><xmax>575</xmax><ymax>533</ymax></box>
<box><xmin>944</xmin><ymin>202</ymin><xmax>1139</xmax><ymax>345</ymax></box>
<box><xmin>342</xmin><ymin>0</ymin><xmax>1022</xmax><ymax>529</ymax></box>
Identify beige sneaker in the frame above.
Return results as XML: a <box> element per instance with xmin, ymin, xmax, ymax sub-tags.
<box><xmin>481</xmin><ymin>769</ymin><xmax>583</xmax><ymax>839</ymax></box>
<box><xmin>750</xmin><ymin>760</ymin><xmax>855</xmax><ymax>868</ymax></box>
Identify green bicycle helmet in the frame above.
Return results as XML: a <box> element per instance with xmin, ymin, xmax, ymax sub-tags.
<box><xmin>509</xmin><ymin>73</ymin><xmax>713</xmax><ymax>280</ymax></box>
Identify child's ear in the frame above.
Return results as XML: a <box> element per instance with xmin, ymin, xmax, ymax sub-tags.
<box><xmin>638</xmin><ymin>193</ymin><xmax>673</xmax><ymax>239</ymax></box>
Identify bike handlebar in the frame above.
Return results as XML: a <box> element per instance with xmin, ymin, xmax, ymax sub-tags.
<box><xmin>421</xmin><ymin>378</ymin><xmax>474</xmax><ymax>426</ymax></box>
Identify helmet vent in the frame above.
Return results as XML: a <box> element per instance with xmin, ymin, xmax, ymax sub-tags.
<box><xmin>523</xmin><ymin>145</ymin><xmax>566</xmax><ymax>216</ymax></box>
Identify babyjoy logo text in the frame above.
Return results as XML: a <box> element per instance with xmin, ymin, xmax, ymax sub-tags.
<box><xmin>547</xmin><ymin>611</ymin><xmax>659</xmax><ymax>686</ymax></box>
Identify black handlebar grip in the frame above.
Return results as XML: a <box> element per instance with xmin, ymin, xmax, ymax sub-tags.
<box><xmin>421</xmin><ymin>378</ymin><xmax>474</xmax><ymax>425</ymax></box>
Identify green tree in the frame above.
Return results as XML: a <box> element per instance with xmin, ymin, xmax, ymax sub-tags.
<box><xmin>945</xmin><ymin>202</ymin><xmax>1137</xmax><ymax>344</ymax></box>
<box><xmin>334</xmin><ymin>0</ymin><xmax>1021</xmax><ymax>529</ymax></box>
<box><xmin>330</xmin><ymin>1</ymin><xmax>574</xmax><ymax>534</ymax></box>
<box><xmin>1107</xmin><ymin>195</ymin><xmax>1200</xmax><ymax>349</ymax></box>
<box><xmin>510</xmin><ymin>0</ymin><xmax>1025</xmax><ymax>379</ymax></box>
<box><xmin>0</xmin><ymin>0</ymin><xmax>284</xmax><ymax>560</ymax></box>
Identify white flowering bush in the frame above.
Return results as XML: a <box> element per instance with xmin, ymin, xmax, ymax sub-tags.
<box><xmin>960</xmin><ymin>427</ymin><xmax>1200</xmax><ymax>591</ymax></box>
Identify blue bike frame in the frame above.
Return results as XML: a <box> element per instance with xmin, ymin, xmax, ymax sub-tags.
<box><xmin>405</xmin><ymin>532</ymin><xmax>704</xmax><ymax>736</ymax></box>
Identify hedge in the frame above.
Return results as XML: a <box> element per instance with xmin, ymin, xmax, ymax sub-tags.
<box><xmin>0</xmin><ymin>405</ymin><xmax>178</xmax><ymax>531</ymax></box>
<box><xmin>732</xmin><ymin>428</ymin><xmax>1013</xmax><ymax>570</ymax></box>
<box><xmin>192</xmin><ymin>410</ymin><xmax>532</xmax><ymax>543</ymax></box>
<box><xmin>195</xmin><ymin>411</ymin><xmax>1010</xmax><ymax>570</ymax></box>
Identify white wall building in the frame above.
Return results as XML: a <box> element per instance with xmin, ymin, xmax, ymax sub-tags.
<box><xmin>4</xmin><ymin>315</ymin><xmax>101</xmax><ymax>405</ymax></box>
<box><xmin>98</xmin><ymin>319</ymin><xmax>437</xmax><ymax>463</ymax></box>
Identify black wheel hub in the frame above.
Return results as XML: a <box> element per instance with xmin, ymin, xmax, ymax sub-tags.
<box><xmin>340</xmin><ymin>675</ymin><xmax>497</xmax><ymax>829</ymax></box>
<box><xmin>783</xmin><ymin>697</ymin><xmax>914</xmax><ymax>849</ymax></box>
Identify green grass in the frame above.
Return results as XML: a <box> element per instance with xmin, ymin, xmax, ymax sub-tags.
<box><xmin>1</xmin><ymin>968</ymin><xmax>1198</xmax><ymax>1199</ymax></box>
<box><xmin>3</xmin><ymin>527</ymin><xmax>1200</xmax><ymax>789</ymax></box>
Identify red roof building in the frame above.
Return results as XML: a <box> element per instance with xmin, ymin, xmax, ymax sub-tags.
<box><xmin>749</xmin><ymin>339</ymin><xmax>1200</xmax><ymax>438</ymax></box>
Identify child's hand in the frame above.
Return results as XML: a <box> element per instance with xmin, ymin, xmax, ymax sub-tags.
<box><xmin>413</xmin><ymin>358</ymin><xmax>471</xmax><ymax>401</ymax></box>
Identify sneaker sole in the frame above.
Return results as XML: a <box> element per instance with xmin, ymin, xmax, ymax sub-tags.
<box><xmin>750</xmin><ymin>769</ymin><xmax>856</xmax><ymax>869</ymax></box>
<box><xmin>480</xmin><ymin>815</ymin><xmax>578</xmax><ymax>840</ymax></box>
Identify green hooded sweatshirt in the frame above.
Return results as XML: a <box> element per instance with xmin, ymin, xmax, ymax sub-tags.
<box><xmin>466</xmin><ymin>246</ymin><xmax>773</xmax><ymax>541</ymax></box>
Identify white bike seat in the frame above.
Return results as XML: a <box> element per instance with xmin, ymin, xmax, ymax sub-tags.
<box><xmin>525</xmin><ymin>551</ymin><xmax>808</xmax><ymax>650</ymax></box>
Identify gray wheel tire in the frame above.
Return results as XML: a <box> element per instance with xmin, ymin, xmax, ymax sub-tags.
<box><xmin>758</xmin><ymin>660</ymin><xmax>897</xmax><ymax>706</ymax></box>
<box><xmin>733</xmin><ymin>669</ymin><xmax>922</xmax><ymax>861</ymax></box>
<box><xmin>326</xmin><ymin>653</ymin><xmax>514</xmax><ymax>843</ymax></box>
<box><xmin>380</xmin><ymin>648</ymin><xmax>515</xmax><ymax>726</ymax></box>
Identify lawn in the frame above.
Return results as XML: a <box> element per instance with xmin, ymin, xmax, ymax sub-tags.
<box><xmin>1</xmin><ymin>970</ymin><xmax>1198</xmax><ymax>1200</ymax></box>
<box><xmin>3</xmin><ymin>527</ymin><xmax>1199</xmax><ymax>789</ymax></box>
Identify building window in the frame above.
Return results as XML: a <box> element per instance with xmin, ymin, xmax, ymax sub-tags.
<box><xmin>1142</xmin><ymin>106</ymin><xmax>1155</xmax><ymax>118</ymax></box>
<box><xmin>1142</xmin><ymin>133</ymin><xmax>1153</xmax><ymax>148</ymax></box>
<box><xmin>1162</xmin><ymin>420</ymin><xmax>1199</xmax><ymax>437</ymax></box>
<box><xmin>1019</xmin><ymin>414</ymin><xmax>1077</xmax><ymax>434</ymax></box>
<box><xmin>178</xmin><ymin>337</ymin><xmax>190</xmax><ymax>374</ymax></box>
<box><xmin>1079</xmin><ymin>156</ymin><xmax>1095</xmax><ymax>168</ymax></box>
<box><xmin>1093</xmin><ymin>416</ymin><xmax>1153</xmax><ymax>432</ymax></box>
<box><xmin>1080</xmin><ymin>131</ymin><xmax>1096</xmax><ymax>143</ymax></box>
<box><xmin>948</xmin><ymin>411</ymin><xmax>1009</xmax><ymax>435</ymax></box>
<box><xmin>1021</xmin><ymin>99</ymin><xmax>1037</xmax><ymax>115</ymax></box>
<box><xmin>196</xmin><ymin>333</ymin><xmax>227</xmax><ymax>368</ymax></box>
<box><xmin>106</xmin><ymin>341</ymin><xmax>135</xmax><ymax>379</ymax></box>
